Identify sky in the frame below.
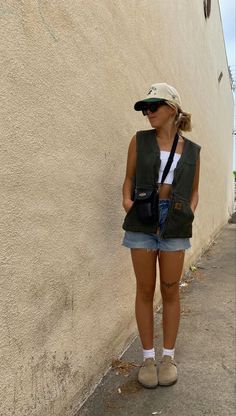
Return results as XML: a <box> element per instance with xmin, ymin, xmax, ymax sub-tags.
<box><xmin>218</xmin><ymin>0</ymin><xmax>236</xmax><ymax>168</ymax></box>
<box><xmin>219</xmin><ymin>0</ymin><xmax>236</xmax><ymax>67</ymax></box>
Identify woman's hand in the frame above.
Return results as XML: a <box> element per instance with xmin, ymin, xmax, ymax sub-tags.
<box><xmin>122</xmin><ymin>198</ymin><xmax>134</xmax><ymax>213</ymax></box>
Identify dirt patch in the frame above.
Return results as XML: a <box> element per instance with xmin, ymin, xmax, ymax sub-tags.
<box><xmin>111</xmin><ymin>358</ymin><xmax>139</xmax><ymax>376</ymax></box>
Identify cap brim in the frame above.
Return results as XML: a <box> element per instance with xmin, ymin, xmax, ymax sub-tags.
<box><xmin>134</xmin><ymin>98</ymin><xmax>165</xmax><ymax>111</ymax></box>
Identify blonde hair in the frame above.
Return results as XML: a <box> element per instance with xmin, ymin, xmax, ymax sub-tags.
<box><xmin>166</xmin><ymin>101</ymin><xmax>192</xmax><ymax>132</ymax></box>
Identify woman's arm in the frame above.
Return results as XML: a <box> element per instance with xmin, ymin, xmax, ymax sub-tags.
<box><xmin>122</xmin><ymin>134</ymin><xmax>136</xmax><ymax>212</ymax></box>
<box><xmin>190</xmin><ymin>155</ymin><xmax>200</xmax><ymax>213</ymax></box>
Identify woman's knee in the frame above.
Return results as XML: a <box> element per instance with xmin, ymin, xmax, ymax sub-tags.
<box><xmin>160</xmin><ymin>283</ymin><xmax>180</xmax><ymax>302</ymax></box>
<box><xmin>136</xmin><ymin>283</ymin><xmax>156</xmax><ymax>301</ymax></box>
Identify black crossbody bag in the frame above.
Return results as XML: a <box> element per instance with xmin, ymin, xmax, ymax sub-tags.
<box><xmin>135</xmin><ymin>132</ymin><xmax>179</xmax><ymax>224</ymax></box>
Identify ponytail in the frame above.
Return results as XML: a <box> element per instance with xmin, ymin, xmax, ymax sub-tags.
<box><xmin>175</xmin><ymin>110</ymin><xmax>192</xmax><ymax>132</ymax></box>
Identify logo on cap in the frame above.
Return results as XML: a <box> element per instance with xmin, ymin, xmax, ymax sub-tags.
<box><xmin>147</xmin><ymin>86</ymin><xmax>157</xmax><ymax>95</ymax></box>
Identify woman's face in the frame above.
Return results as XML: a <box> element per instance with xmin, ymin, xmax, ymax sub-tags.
<box><xmin>146</xmin><ymin>102</ymin><xmax>177</xmax><ymax>129</ymax></box>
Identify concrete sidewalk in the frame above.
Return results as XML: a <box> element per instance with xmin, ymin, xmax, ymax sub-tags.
<box><xmin>78</xmin><ymin>223</ymin><xmax>236</xmax><ymax>416</ymax></box>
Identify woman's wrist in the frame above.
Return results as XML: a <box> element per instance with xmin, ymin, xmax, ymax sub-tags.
<box><xmin>190</xmin><ymin>203</ymin><xmax>196</xmax><ymax>213</ymax></box>
<box><xmin>123</xmin><ymin>197</ymin><xmax>132</xmax><ymax>205</ymax></box>
<box><xmin>122</xmin><ymin>198</ymin><xmax>134</xmax><ymax>213</ymax></box>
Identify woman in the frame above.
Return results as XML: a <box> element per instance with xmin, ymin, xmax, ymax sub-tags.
<box><xmin>121</xmin><ymin>83</ymin><xmax>201</xmax><ymax>388</ymax></box>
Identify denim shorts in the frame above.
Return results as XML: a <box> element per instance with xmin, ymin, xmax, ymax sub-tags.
<box><xmin>122</xmin><ymin>199</ymin><xmax>191</xmax><ymax>251</ymax></box>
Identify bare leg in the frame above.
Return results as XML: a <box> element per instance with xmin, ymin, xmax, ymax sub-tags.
<box><xmin>130</xmin><ymin>248</ymin><xmax>158</xmax><ymax>349</ymax></box>
<box><xmin>158</xmin><ymin>250</ymin><xmax>185</xmax><ymax>349</ymax></box>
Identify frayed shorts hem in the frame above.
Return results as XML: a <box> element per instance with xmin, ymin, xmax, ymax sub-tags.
<box><xmin>121</xmin><ymin>243</ymin><xmax>191</xmax><ymax>251</ymax></box>
<box><xmin>121</xmin><ymin>233</ymin><xmax>191</xmax><ymax>252</ymax></box>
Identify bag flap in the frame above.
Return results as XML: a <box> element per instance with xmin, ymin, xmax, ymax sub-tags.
<box><xmin>135</xmin><ymin>189</ymin><xmax>154</xmax><ymax>200</ymax></box>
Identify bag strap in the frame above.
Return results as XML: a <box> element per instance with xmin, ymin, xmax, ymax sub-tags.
<box><xmin>156</xmin><ymin>132</ymin><xmax>179</xmax><ymax>191</ymax></box>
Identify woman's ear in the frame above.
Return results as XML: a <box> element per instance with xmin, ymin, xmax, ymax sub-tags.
<box><xmin>167</xmin><ymin>104</ymin><xmax>178</xmax><ymax>117</ymax></box>
<box><xmin>173</xmin><ymin>108</ymin><xmax>178</xmax><ymax>117</ymax></box>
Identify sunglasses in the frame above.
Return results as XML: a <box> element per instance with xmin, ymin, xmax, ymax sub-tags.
<box><xmin>141</xmin><ymin>100</ymin><xmax>167</xmax><ymax>116</ymax></box>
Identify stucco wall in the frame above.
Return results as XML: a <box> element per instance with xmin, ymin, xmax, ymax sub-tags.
<box><xmin>0</xmin><ymin>1</ymin><xmax>234</xmax><ymax>415</ymax></box>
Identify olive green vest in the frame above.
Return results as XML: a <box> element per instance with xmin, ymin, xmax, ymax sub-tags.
<box><xmin>122</xmin><ymin>128</ymin><xmax>201</xmax><ymax>238</ymax></box>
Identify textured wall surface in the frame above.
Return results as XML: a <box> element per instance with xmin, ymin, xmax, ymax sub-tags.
<box><xmin>0</xmin><ymin>1</ymin><xmax>234</xmax><ymax>415</ymax></box>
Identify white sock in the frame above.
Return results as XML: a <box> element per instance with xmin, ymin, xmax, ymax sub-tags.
<box><xmin>143</xmin><ymin>347</ymin><xmax>155</xmax><ymax>361</ymax></box>
<box><xmin>162</xmin><ymin>347</ymin><xmax>175</xmax><ymax>358</ymax></box>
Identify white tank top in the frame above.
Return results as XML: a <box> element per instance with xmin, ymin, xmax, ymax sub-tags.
<box><xmin>159</xmin><ymin>150</ymin><xmax>181</xmax><ymax>184</ymax></box>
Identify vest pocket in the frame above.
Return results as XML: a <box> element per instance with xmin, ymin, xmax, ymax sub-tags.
<box><xmin>173</xmin><ymin>200</ymin><xmax>194</xmax><ymax>220</ymax></box>
<box><xmin>162</xmin><ymin>197</ymin><xmax>194</xmax><ymax>238</ymax></box>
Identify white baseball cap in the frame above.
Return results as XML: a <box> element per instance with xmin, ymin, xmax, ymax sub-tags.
<box><xmin>134</xmin><ymin>82</ymin><xmax>182</xmax><ymax>111</ymax></box>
